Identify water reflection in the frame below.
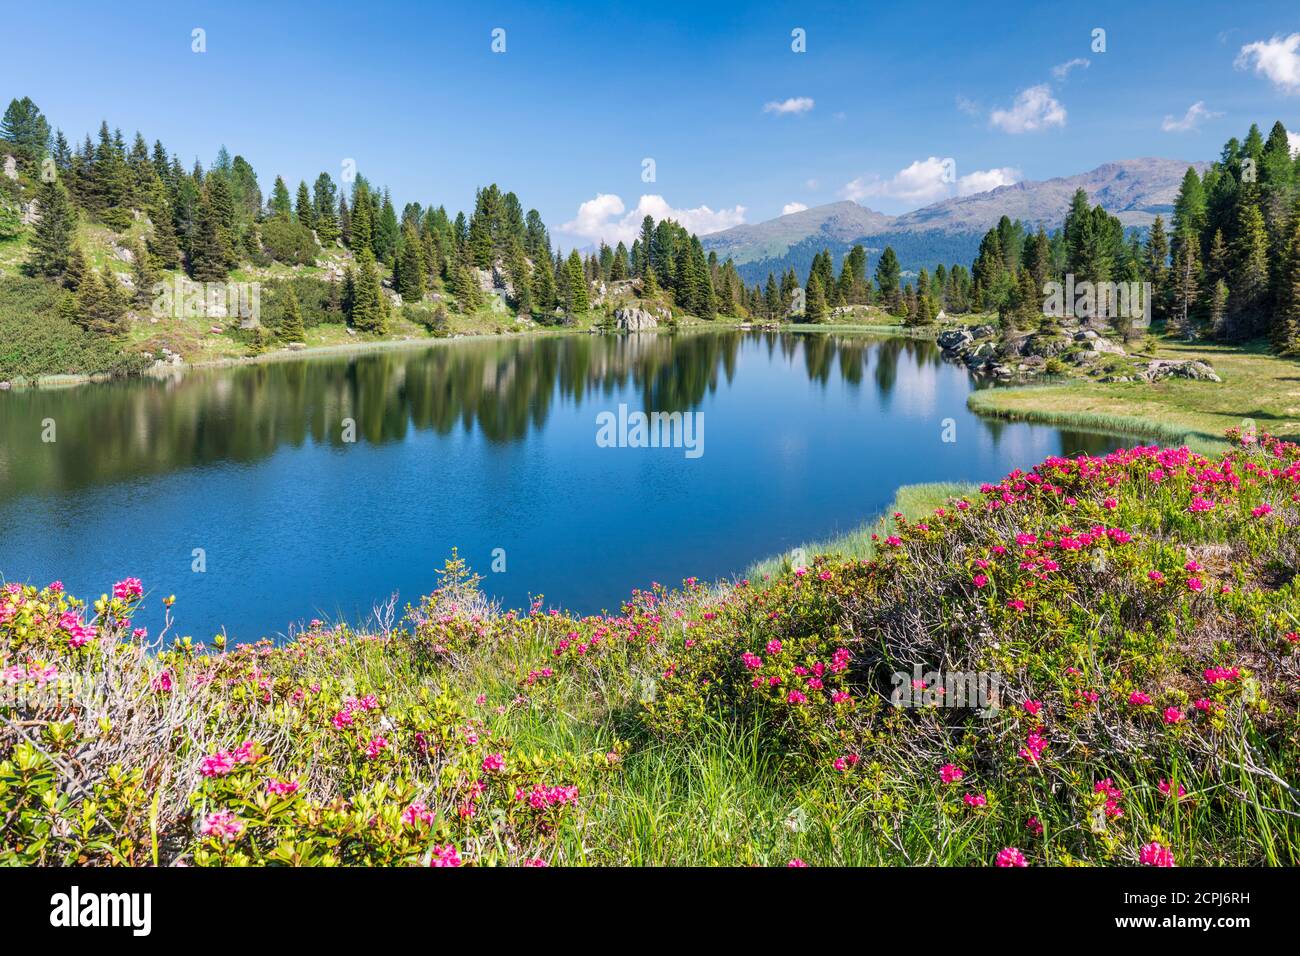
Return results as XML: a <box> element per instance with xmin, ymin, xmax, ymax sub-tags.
<box><xmin>0</xmin><ymin>331</ymin><xmax>1012</xmax><ymax>499</ymax></box>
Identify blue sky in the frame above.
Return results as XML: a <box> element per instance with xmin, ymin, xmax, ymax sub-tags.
<box><xmin>6</xmin><ymin>1</ymin><xmax>1300</xmax><ymax>248</ymax></box>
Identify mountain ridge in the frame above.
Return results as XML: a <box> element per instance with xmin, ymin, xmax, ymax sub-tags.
<box><xmin>702</xmin><ymin>157</ymin><xmax>1209</xmax><ymax>282</ymax></box>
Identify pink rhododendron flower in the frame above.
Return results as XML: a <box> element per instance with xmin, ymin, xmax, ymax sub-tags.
<box><xmin>266</xmin><ymin>778</ymin><xmax>299</xmax><ymax>796</ymax></box>
<box><xmin>995</xmin><ymin>847</ymin><xmax>1027</xmax><ymax>867</ymax></box>
<box><xmin>112</xmin><ymin>578</ymin><xmax>143</xmax><ymax>600</ymax></box>
<box><xmin>963</xmin><ymin>793</ymin><xmax>987</xmax><ymax>808</ymax></box>
<box><xmin>201</xmin><ymin>810</ymin><xmax>244</xmax><ymax>841</ymax></box>
<box><xmin>1026</xmin><ymin>816</ymin><xmax>1044</xmax><ymax>836</ymax></box>
<box><xmin>1163</xmin><ymin>707</ymin><xmax>1185</xmax><ymax>724</ymax></box>
<box><xmin>786</xmin><ymin>858</ymin><xmax>809</xmax><ymax>867</ymax></box>
<box><xmin>939</xmin><ymin>763</ymin><xmax>965</xmax><ymax>784</ymax></box>
<box><xmin>1128</xmin><ymin>691</ymin><xmax>1151</xmax><ymax>706</ymax></box>
<box><xmin>482</xmin><ymin>752</ymin><xmax>505</xmax><ymax>772</ymax></box>
<box><xmin>1138</xmin><ymin>841</ymin><xmax>1175</xmax><ymax>867</ymax></box>
<box><xmin>429</xmin><ymin>844</ymin><xmax>462</xmax><ymax>867</ymax></box>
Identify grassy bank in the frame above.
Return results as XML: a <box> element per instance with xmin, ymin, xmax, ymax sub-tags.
<box><xmin>968</xmin><ymin>339</ymin><xmax>1300</xmax><ymax>454</ymax></box>
<box><xmin>4</xmin><ymin>433</ymin><xmax>1298</xmax><ymax>867</ymax></box>
<box><xmin>747</xmin><ymin>482</ymin><xmax>974</xmax><ymax>581</ymax></box>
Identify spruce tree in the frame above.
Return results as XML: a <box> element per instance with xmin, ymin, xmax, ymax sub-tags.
<box><xmin>312</xmin><ymin>174</ymin><xmax>339</xmax><ymax>244</ymax></box>
<box><xmin>396</xmin><ymin>222</ymin><xmax>426</xmax><ymax>301</ymax></box>
<box><xmin>189</xmin><ymin>193</ymin><xmax>232</xmax><ymax>281</ymax></box>
<box><xmin>295</xmin><ymin>181</ymin><xmax>315</xmax><ymax>230</ymax></box>
<box><xmin>567</xmin><ymin>250</ymin><xmax>589</xmax><ymax>312</ymax></box>
<box><xmin>131</xmin><ymin>238</ymin><xmax>159</xmax><ymax>308</ymax></box>
<box><xmin>269</xmin><ymin>176</ymin><xmax>292</xmax><ymax>220</ymax></box>
<box><xmin>27</xmin><ymin>176</ymin><xmax>77</xmax><ymax>279</ymax></box>
<box><xmin>278</xmin><ymin>287</ymin><xmax>306</xmax><ymax>342</ymax></box>
<box><xmin>804</xmin><ymin>274</ymin><xmax>827</xmax><ymax>322</ymax></box>
<box><xmin>350</xmin><ymin>248</ymin><xmax>385</xmax><ymax>332</ymax></box>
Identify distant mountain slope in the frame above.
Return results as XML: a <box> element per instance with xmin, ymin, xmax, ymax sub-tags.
<box><xmin>702</xmin><ymin>201</ymin><xmax>895</xmax><ymax>266</ymax></box>
<box><xmin>704</xmin><ymin>158</ymin><xmax>1208</xmax><ymax>283</ymax></box>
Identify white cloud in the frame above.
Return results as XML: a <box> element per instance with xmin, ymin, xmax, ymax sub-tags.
<box><xmin>955</xmin><ymin>95</ymin><xmax>982</xmax><ymax>117</ymax></box>
<box><xmin>1051</xmin><ymin>57</ymin><xmax>1090</xmax><ymax>80</ymax></box>
<box><xmin>1161</xmin><ymin>101</ymin><xmax>1221</xmax><ymax>133</ymax></box>
<box><xmin>1289</xmin><ymin>131</ymin><xmax>1300</xmax><ymax>157</ymax></box>
<box><xmin>781</xmin><ymin>202</ymin><xmax>809</xmax><ymax>215</ymax></box>
<box><xmin>559</xmin><ymin>193</ymin><xmax>746</xmax><ymax>246</ymax></box>
<box><xmin>989</xmin><ymin>84</ymin><xmax>1066</xmax><ymax>133</ymax></box>
<box><xmin>841</xmin><ymin>157</ymin><xmax>1020</xmax><ymax>206</ymax></box>
<box><xmin>1236</xmin><ymin>33</ymin><xmax>1300</xmax><ymax>94</ymax></box>
<box><xmin>763</xmin><ymin>97</ymin><xmax>815</xmax><ymax>115</ymax></box>
<box><xmin>956</xmin><ymin>166</ymin><xmax>1021</xmax><ymax>196</ymax></box>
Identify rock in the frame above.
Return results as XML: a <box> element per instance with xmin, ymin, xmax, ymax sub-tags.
<box><xmin>1</xmin><ymin>155</ymin><xmax>16</xmax><ymax>180</ymax></box>
<box><xmin>1074</xmin><ymin>329</ymin><xmax>1099</xmax><ymax>342</ymax></box>
<box><xmin>1137</xmin><ymin>359</ymin><xmax>1221</xmax><ymax>383</ymax></box>
<box><xmin>1092</xmin><ymin>337</ymin><xmax>1125</xmax><ymax>355</ymax></box>
<box><xmin>113</xmin><ymin>245</ymin><xmax>135</xmax><ymax>263</ymax></box>
<box><xmin>971</xmin><ymin>324</ymin><xmax>996</xmax><ymax>339</ymax></box>
<box><xmin>937</xmin><ymin>327</ymin><xmax>973</xmax><ymax>351</ymax></box>
<box><xmin>287</xmin><ymin>342</ymin><xmax>306</xmax><ymax>350</ymax></box>
<box><xmin>0</xmin><ymin>381</ymin><xmax>10</xmax><ymax>390</ymax></box>
<box><xmin>209</xmin><ymin>325</ymin><xmax>224</xmax><ymax>334</ymax></box>
<box><xmin>614</xmin><ymin>306</ymin><xmax>658</xmax><ymax>332</ymax></box>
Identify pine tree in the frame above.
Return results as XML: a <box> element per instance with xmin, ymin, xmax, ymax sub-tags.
<box><xmin>396</xmin><ymin>222</ymin><xmax>425</xmax><ymax>301</ymax></box>
<box><xmin>1169</xmin><ymin>240</ymin><xmax>1202</xmax><ymax>338</ymax></box>
<box><xmin>349</xmin><ymin>188</ymin><xmax>373</xmax><ymax>253</ymax></box>
<box><xmin>313</xmin><ymin>174</ymin><xmax>339</xmax><ymax>244</ymax></box>
<box><xmin>1276</xmin><ymin>210</ymin><xmax>1300</xmax><ymax>352</ymax></box>
<box><xmin>269</xmin><ymin>176</ymin><xmax>292</xmax><ymax>220</ymax></box>
<box><xmin>130</xmin><ymin>238</ymin><xmax>159</xmax><ymax>308</ymax></box>
<box><xmin>350</xmin><ymin>248</ymin><xmax>385</xmax><ymax>332</ymax></box>
<box><xmin>874</xmin><ymin>247</ymin><xmax>901</xmax><ymax>311</ymax></box>
<box><xmin>452</xmin><ymin>260</ymin><xmax>482</xmax><ymax>312</ymax></box>
<box><xmin>27</xmin><ymin>176</ymin><xmax>77</xmax><ymax>279</ymax></box>
<box><xmin>189</xmin><ymin>193</ymin><xmax>232</xmax><ymax>281</ymax></box>
<box><xmin>531</xmin><ymin>253</ymin><xmax>556</xmax><ymax>317</ymax></box>
<box><xmin>804</xmin><ymin>273</ymin><xmax>827</xmax><ymax>322</ymax></box>
<box><xmin>278</xmin><ymin>287</ymin><xmax>306</xmax><ymax>342</ymax></box>
<box><xmin>1229</xmin><ymin>204</ymin><xmax>1269</xmax><ymax>338</ymax></box>
<box><xmin>1143</xmin><ymin>215</ymin><xmax>1170</xmax><ymax>322</ymax></box>
<box><xmin>567</xmin><ymin>250</ymin><xmax>589</xmax><ymax>312</ymax></box>
<box><xmin>295</xmin><ymin>181</ymin><xmax>315</xmax><ymax>231</ymax></box>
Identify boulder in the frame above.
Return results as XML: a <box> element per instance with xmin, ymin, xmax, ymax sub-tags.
<box><xmin>1137</xmin><ymin>359</ymin><xmax>1221</xmax><ymax>383</ymax></box>
<box><xmin>614</xmin><ymin>306</ymin><xmax>658</xmax><ymax>332</ymax></box>
<box><xmin>936</xmin><ymin>327</ymin><xmax>973</xmax><ymax>351</ymax></box>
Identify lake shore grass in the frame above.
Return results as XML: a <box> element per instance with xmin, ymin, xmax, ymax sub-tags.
<box><xmin>966</xmin><ymin>339</ymin><xmax>1300</xmax><ymax>453</ymax></box>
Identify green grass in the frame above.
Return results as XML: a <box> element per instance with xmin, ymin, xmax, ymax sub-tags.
<box><xmin>968</xmin><ymin>338</ymin><xmax>1300</xmax><ymax>452</ymax></box>
<box><xmin>747</xmin><ymin>482</ymin><xmax>975</xmax><ymax>582</ymax></box>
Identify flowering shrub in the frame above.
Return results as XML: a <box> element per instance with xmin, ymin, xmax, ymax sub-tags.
<box><xmin>3</xmin><ymin>433</ymin><xmax>1299</xmax><ymax>866</ymax></box>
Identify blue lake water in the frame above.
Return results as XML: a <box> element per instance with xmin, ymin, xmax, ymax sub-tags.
<box><xmin>0</xmin><ymin>331</ymin><xmax>1127</xmax><ymax>640</ymax></box>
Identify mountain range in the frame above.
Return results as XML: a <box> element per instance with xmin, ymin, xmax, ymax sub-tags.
<box><xmin>702</xmin><ymin>158</ymin><xmax>1208</xmax><ymax>284</ymax></box>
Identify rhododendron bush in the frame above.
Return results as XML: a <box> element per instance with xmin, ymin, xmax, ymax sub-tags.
<box><xmin>2</xmin><ymin>433</ymin><xmax>1298</xmax><ymax>866</ymax></box>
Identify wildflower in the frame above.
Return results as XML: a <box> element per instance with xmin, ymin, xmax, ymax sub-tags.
<box><xmin>1026</xmin><ymin>816</ymin><xmax>1044</xmax><ymax>836</ymax></box>
<box><xmin>939</xmin><ymin>763</ymin><xmax>965</xmax><ymax>784</ymax></box>
<box><xmin>1023</xmin><ymin>700</ymin><xmax>1042</xmax><ymax>717</ymax></box>
<box><xmin>963</xmin><ymin>793</ymin><xmax>987</xmax><ymax>808</ymax></box>
<box><xmin>1163</xmin><ymin>707</ymin><xmax>1185</xmax><ymax>725</ymax></box>
<box><xmin>1158</xmin><ymin>779</ymin><xmax>1186</xmax><ymax>799</ymax></box>
<box><xmin>972</xmin><ymin>574</ymin><xmax>989</xmax><ymax>589</ymax></box>
<box><xmin>364</xmin><ymin>736</ymin><xmax>388</xmax><ymax>760</ymax></box>
<box><xmin>482</xmin><ymin>752</ymin><xmax>505</xmax><ymax>772</ymax></box>
<box><xmin>200</xmin><ymin>810</ymin><xmax>244</xmax><ymax>842</ymax></box>
<box><xmin>741</xmin><ymin>652</ymin><xmax>762</xmax><ymax>670</ymax></box>
<box><xmin>430</xmin><ymin>844</ymin><xmax>462</xmax><ymax>867</ymax></box>
<box><xmin>786</xmin><ymin>858</ymin><xmax>809</xmax><ymax>868</ymax></box>
<box><xmin>787</xmin><ymin>689</ymin><xmax>807</xmax><ymax>704</ymax></box>
<box><xmin>1006</xmin><ymin>599</ymin><xmax>1026</xmax><ymax>611</ymax></box>
<box><xmin>523</xmin><ymin>858</ymin><xmax>549</xmax><ymax>867</ymax></box>
<box><xmin>995</xmin><ymin>847</ymin><xmax>1027</xmax><ymax>867</ymax></box>
<box><xmin>1128</xmin><ymin>691</ymin><xmax>1151</xmax><ymax>706</ymax></box>
<box><xmin>266</xmin><ymin>778</ymin><xmax>300</xmax><ymax>796</ymax></box>
<box><xmin>766</xmin><ymin>639</ymin><xmax>783</xmax><ymax>655</ymax></box>
<box><xmin>200</xmin><ymin>751</ymin><xmax>238</xmax><ymax>777</ymax></box>
<box><xmin>151</xmin><ymin>670</ymin><xmax>173</xmax><ymax>693</ymax></box>
<box><xmin>1138</xmin><ymin>841</ymin><xmax>1176</xmax><ymax>867</ymax></box>
<box><xmin>1203</xmin><ymin>666</ymin><xmax>1239</xmax><ymax>684</ymax></box>
<box><xmin>1147</xmin><ymin>570</ymin><xmax>1165</xmax><ymax>584</ymax></box>
<box><xmin>1251</xmin><ymin>504</ymin><xmax>1273</xmax><ymax>518</ymax></box>
<box><xmin>112</xmin><ymin>578</ymin><xmax>144</xmax><ymax>600</ymax></box>
<box><xmin>402</xmin><ymin>802</ymin><xmax>434</xmax><ymax>827</ymax></box>
<box><xmin>1186</xmin><ymin>577</ymin><xmax>1204</xmax><ymax>593</ymax></box>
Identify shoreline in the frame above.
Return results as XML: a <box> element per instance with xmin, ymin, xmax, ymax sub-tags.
<box><xmin>3</xmin><ymin>320</ymin><xmax>937</xmax><ymax>392</ymax></box>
